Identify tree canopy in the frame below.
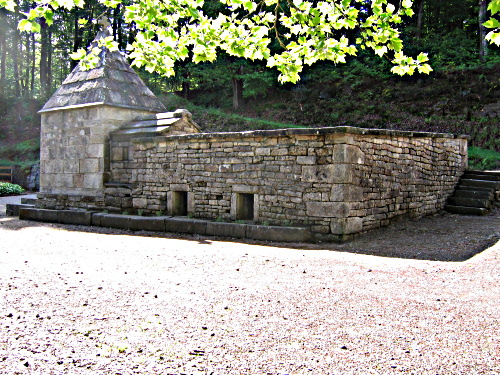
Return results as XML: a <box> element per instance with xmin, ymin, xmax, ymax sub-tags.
<box><xmin>485</xmin><ymin>0</ymin><xmax>500</xmax><ymax>46</ymax></box>
<box><xmin>1</xmin><ymin>0</ymin><xmax>435</xmax><ymax>83</ymax></box>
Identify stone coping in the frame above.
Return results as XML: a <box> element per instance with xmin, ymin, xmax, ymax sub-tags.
<box><xmin>132</xmin><ymin>126</ymin><xmax>469</xmax><ymax>144</ymax></box>
<box><xmin>18</xmin><ymin>208</ymin><xmax>311</xmax><ymax>243</ymax></box>
<box><xmin>38</xmin><ymin>102</ymin><xmax>163</xmax><ymax>114</ymax></box>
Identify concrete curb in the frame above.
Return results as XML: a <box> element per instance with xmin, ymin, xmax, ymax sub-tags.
<box><xmin>17</xmin><ymin>208</ymin><xmax>311</xmax><ymax>243</ymax></box>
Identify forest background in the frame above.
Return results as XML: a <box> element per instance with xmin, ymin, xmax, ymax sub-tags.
<box><xmin>0</xmin><ymin>0</ymin><xmax>499</xmax><ymax>183</ymax></box>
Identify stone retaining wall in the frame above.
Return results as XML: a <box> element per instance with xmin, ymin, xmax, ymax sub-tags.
<box><xmin>36</xmin><ymin>126</ymin><xmax>467</xmax><ymax>240</ymax></box>
<box><xmin>99</xmin><ymin>126</ymin><xmax>466</xmax><ymax>240</ymax></box>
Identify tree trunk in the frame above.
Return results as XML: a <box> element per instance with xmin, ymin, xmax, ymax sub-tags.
<box><xmin>416</xmin><ymin>0</ymin><xmax>425</xmax><ymax>39</ymax></box>
<box><xmin>479</xmin><ymin>0</ymin><xmax>489</xmax><ymax>60</ymax></box>
<box><xmin>40</xmin><ymin>18</ymin><xmax>50</xmax><ymax>98</ymax></box>
<box><xmin>12</xmin><ymin>13</ymin><xmax>20</xmax><ymax>97</ymax></box>
<box><xmin>23</xmin><ymin>32</ymin><xmax>30</xmax><ymax>96</ymax></box>
<box><xmin>232</xmin><ymin>66</ymin><xmax>244</xmax><ymax>110</ymax></box>
<box><xmin>30</xmin><ymin>32</ymin><xmax>35</xmax><ymax>97</ymax></box>
<box><xmin>72</xmin><ymin>12</ymin><xmax>83</xmax><ymax>70</ymax></box>
<box><xmin>0</xmin><ymin>33</ymin><xmax>5</xmax><ymax>95</ymax></box>
<box><xmin>47</xmin><ymin>27</ymin><xmax>52</xmax><ymax>91</ymax></box>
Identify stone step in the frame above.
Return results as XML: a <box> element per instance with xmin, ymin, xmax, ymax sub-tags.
<box><xmin>134</xmin><ymin>111</ymin><xmax>183</xmax><ymax>121</ymax></box>
<box><xmin>465</xmin><ymin>170</ymin><xmax>500</xmax><ymax>177</ymax></box>
<box><xmin>444</xmin><ymin>205</ymin><xmax>490</xmax><ymax>216</ymax></box>
<box><xmin>20</xmin><ymin>197</ymin><xmax>37</xmax><ymax>205</ymax></box>
<box><xmin>452</xmin><ymin>190</ymin><xmax>494</xmax><ymax>200</ymax></box>
<box><xmin>6</xmin><ymin>203</ymin><xmax>35</xmax><ymax>216</ymax></box>
<box><xmin>120</xmin><ymin>118</ymin><xmax>178</xmax><ymax>129</ymax></box>
<box><xmin>463</xmin><ymin>173</ymin><xmax>500</xmax><ymax>181</ymax></box>
<box><xmin>456</xmin><ymin>185</ymin><xmax>494</xmax><ymax>193</ymax></box>
<box><xmin>459</xmin><ymin>179</ymin><xmax>499</xmax><ymax>190</ymax></box>
<box><xmin>447</xmin><ymin>197</ymin><xmax>491</xmax><ymax>209</ymax></box>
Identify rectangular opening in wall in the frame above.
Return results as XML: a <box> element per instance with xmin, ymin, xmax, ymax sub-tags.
<box><xmin>172</xmin><ymin>191</ymin><xmax>188</xmax><ymax>216</ymax></box>
<box><xmin>236</xmin><ymin>193</ymin><xmax>254</xmax><ymax>221</ymax></box>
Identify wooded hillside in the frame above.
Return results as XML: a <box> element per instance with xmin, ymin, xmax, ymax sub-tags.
<box><xmin>0</xmin><ymin>0</ymin><xmax>499</xmax><ymax>175</ymax></box>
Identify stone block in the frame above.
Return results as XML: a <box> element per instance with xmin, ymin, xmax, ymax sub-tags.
<box><xmin>91</xmin><ymin>213</ymin><xmax>106</xmax><ymax>226</ymax></box>
<box><xmin>165</xmin><ymin>218</ymin><xmax>207</xmax><ymax>234</ymax></box>
<box><xmin>255</xmin><ymin>148</ymin><xmax>271</xmax><ymax>156</ymax></box>
<box><xmin>330</xmin><ymin>184</ymin><xmax>364</xmax><ymax>202</ymax></box>
<box><xmin>6</xmin><ymin>204</ymin><xmax>32</xmax><ymax>216</ymax></box>
<box><xmin>205</xmin><ymin>222</ymin><xmax>247</xmax><ymax>238</ymax></box>
<box><xmin>99</xmin><ymin>214</ymin><xmax>133</xmax><ymax>230</ymax></box>
<box><xmin>58</xmin><ymin>210</ymin><xmax>92</xmax><ymax>226</ymax></box>
<box><xmin>330</xmin><ymin>217</ymin><xmax>363</xmax><ymax>235</ymax></box>
<box><xmin>246</xmin><ymin>225</ymin><xmax>311</xmax><ymax>242</ymax></box>
<box><xmin>19</xmin><ymin>208</ymin><xmax>59</xmax><ymax>223</ymax></box>
<box><xmin>132</xmin><ymin>198</ymin><xmax>149</xmax><ymax>209</ymax></box>
<box><xmin>302</xmin><ymin>164</ymin><xmax>353</xmax><ymax>183</ymax></box>
<box><xmin>73</xmin><ymin>174</ymin><xmax>84</xmax><ymax>188</ymax></box>
<box><xmin>306</xmin><ymin>202</ymin><xmax>351</xmax><ymax>218</ymax></box>
<box><xmin>87</xmin><ymin>144</ymin><xmax>104</xmax><ymax>158</ymax></box>
<box><xmin>83</xmin><ymin>174</ymin><xmax>102</xmax><ymax>189</ymax></box>
<box><xmin>129</xmin><ymin>216</ymin><xmax>168</xmax><ymax>232</ymax></box>
<box><xmin>80</xmin><ymin>159</ymin><xmax>100</xmax><ymax>173</ymax></box>
<box><xmin>297</xmin><ymin>156</ymin><xmax>316</xmax><ymax>165</ymax></box>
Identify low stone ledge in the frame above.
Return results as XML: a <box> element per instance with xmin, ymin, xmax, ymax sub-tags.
<box><xmin>205</xmin><ymin>221</ymin><xmax>247</xmax><ymax>238</ymax></box>
<box><xmin>129</xmin><ymin>216</ymin><xmax>170</xmax><ymax>232</ymax></box>
<box><xmin>98</xmin><ymin>214</ymin><xmax>134</xmax><ymax>230</ymax></box>
<box><xmin>19</xmin><ymin>208</ymin><xmax>59</xmax><ymax>223</ymax></box>
<box><xmin>246</xmin><ymin>225</ymin><xmax>311</xmax><ymax>242</ymax></box>
<box><xmin>6</xmin><ymin>203</ymin><xmax>34</xmax><ymax>217</ymax></box>
<box><xmin>57</xmin><ymin>210</ymin><xmax>92</xmax><ymax>226</ymax></box>
<box><xmin>165</xmin><ymin>217</ymin><xmax>207</xmax><ymax>235</ymax></box>
<box><xmin>18</xmin><ymin>208</ymin><xmax>312</xmax><ymax>242</ymax></box>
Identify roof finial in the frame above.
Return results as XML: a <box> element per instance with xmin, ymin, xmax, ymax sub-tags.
<box><xmin>97</xmin><ymin>16</ymin><xmax>111</xmax><ymax>32</ymax></box>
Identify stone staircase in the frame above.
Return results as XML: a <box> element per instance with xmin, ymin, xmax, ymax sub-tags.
<box><xmin>445</xmin><ymin>170</ymin><xmax>500</xmax><ymax>215</ymax></box>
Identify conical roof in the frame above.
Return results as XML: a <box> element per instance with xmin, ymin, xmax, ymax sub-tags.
<box><xmin>39</xmin><ymin>24</ymin><xmax>165</xmax><ymax>113</ymax></box>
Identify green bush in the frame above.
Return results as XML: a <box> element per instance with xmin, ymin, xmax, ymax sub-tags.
<box><xmin>0</xmin><ymin>182</ymin><xmax>25</xmax><ymax>196</ymax></box>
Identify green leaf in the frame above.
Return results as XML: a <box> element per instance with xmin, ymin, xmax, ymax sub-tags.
<box><xmin>402</xmin><ymin>0</ymin><xmax>412</xmax><ymax>9</ymax></box>
<box><xmin>18</xmin><ymin>19</ymin><xmax>40</xmax><ymax>33</ymax></box>
<box><xmin>243</xmin><ymin>1</ymin><xmax>257</xmax><ymax>12</ymax></box>
<box><xmin>483</xmin><ymin>18</ymin><xmax>500</xmax><ymax>29</ymax></box>
<box><xmin>44</xmin><ymin>10</ymin><xmax>54</xmax><ymax>25</ymax></box>
<box><xmin>0</xmin><ymin>0</ymin><xmax>16</xmax><ymax>11</ymax></box>
<box><xmin>418</xmin><ymin>64</ymin><xmax>433</xmax><ymax>75</ymax></box>
<box><xmin>488</xmin><ymin>0</ymin><xmax>500</xmax><ymax>15</ymax></box>
<box><xmin>486</xmin><ymin>30</ymin><xmax>500</xmax><ymax>46</ymax></box>
<box><xmin>416</xmin><ymin>52</ymin><xmax>429</xmax><ymax>63</ymax></box>
<box><xmin>18</xmin><ymin>19</ymin><xmax>31</xmax><ymax>32</ymax></box>
<box><xmin>69</xmin><ymin>48</ymin><xmax>87</xmax><ymax>61</ymax></box>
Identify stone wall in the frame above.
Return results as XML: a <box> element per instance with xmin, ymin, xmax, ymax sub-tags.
<box><xmin>39</xmin><ymin>105</ymin><xmax>156</xmax><ymax>196</ymax></box>
<box><xmin>97</xmin><ymin>126</ymin><xmax>466</xmax><ymax>240</ymax></box>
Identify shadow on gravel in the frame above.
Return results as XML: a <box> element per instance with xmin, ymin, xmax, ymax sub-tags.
<box><xmin>2</xmin><ymin>209</ymin><xmax>499</xmax><ymax>262</ymax></box>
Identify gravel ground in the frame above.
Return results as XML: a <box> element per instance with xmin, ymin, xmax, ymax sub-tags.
<box><xmin>0</xmin><ymin>195</ymin><xmax>499</xmax><ymax>374</ymax></box>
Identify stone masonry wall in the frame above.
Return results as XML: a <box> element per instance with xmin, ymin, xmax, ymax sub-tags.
<box><xmin>39</xmin><ymin>105</ymin><xmax>156</xmax><ymax>196</ymax></box>
<box><xmin>102</xmin><ymin>127</ymin><xmax>467</xmax><ymax>240</ymax></box>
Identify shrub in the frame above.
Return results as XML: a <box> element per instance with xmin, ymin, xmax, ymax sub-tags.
<box><xmin>0</xmin><ymin>182</ymin><xmax>25</xmax><ymax>196</ymax></box>
<box><xmin>468</xmin><ymin>147</ymin><xmax>500</xmax><ymax>170</ymax></box>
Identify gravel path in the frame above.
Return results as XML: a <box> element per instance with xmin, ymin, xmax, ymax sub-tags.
<box><xmin>0</xmin><ymin>196</ymin><xmax>499</xmax><ymax>374</ymax></box>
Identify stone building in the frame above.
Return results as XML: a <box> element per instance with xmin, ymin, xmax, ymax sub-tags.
<box><xmin>34</xmin><ymin>26</ymin><xmax>468</xmax><ymax>241</ymax></box>
<box><xmin>38</xmin><ymin>26</ymin><xmax>166</xmax><ymax>196</ymax></box>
